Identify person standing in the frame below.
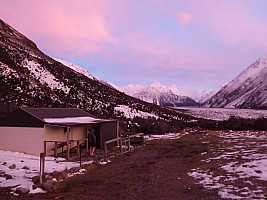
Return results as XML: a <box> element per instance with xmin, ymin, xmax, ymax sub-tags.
<box><xmin>88</xmin><ymin>128</ymin><xmax>96</xmax><ymax>157</ymax></box>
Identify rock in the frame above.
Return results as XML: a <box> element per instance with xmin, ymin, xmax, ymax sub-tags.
<box><xmin>32</xmin><ymin>176</ymin><xmax>41</xmax><ymax>184</ymax></box>
<box><xmin>45</xmin><ymin>174</ymin><xmax>54</xmax><ymax>181</ymax></box>
<box><xmin>22</xmin><ymin>166</ymin><xmax>30</xmax><ymax>170</ymax></box>
<box><xmin>8</xmin><ymin>164</ymin><xmax>16</xmax><ymax>169</ymax></box>
<box><xmin>68</xmin><ymin>167</ymin><xmax>80</xmax><ymax>174</ymax></box>
<box><xmin>40</xmin><ymin>182</ymin><xmax>55</xmax><ymax>191</ymax></box>
<box><xmin>15</xmin><ymin>187</ymin><xmax>29</xmax><ymax>195</ymax></box>
<box><xmin>46</xmin><ymin>179</ymin><xmax>55</xmax><ymax>185</ymax></box>
<box><xmin>4</xmin><ymin>174</ymin><xmax>13</xmax><ymax>179</ymax></box>
<box><xmin>52</xmin><ymin>169</ymin><xmax>68</xmax><ymax>181</ymax></box>
<box><xmin>32</xmin><ymin>184</ymin><xmax>38</xmax><ymax>190</ymax></box>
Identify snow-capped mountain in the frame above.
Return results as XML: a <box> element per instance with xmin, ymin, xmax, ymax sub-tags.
<box><xmin>118</xmin><ymin>82</ymin><xmax>199</xmax><ymax>107</ymax></box>
<box><xmin>203</xmin><ymin>57</ymin><xmax>267</xmax><ymax>109</ymax></box>
<box><xmin>0</xmin><ymin>18</ymin><xmax>191</xmax><ymax>124</ymax></box>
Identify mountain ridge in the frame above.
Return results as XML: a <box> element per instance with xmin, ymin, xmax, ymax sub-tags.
<box><xmin>202</xmin><ymin>57</ymin><xmax>267</xmax><ymax>109</ymax></box>
<box><xmin>117</xmin><ymin>82</ymin><xmax>200</xmax><ymax>107</ymax></box>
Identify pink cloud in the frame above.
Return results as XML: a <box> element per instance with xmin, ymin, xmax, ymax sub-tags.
<box><xmin>190</xmin><ymin>1</ymin><xmax>267</xmax><ymax>49</ymax></box>
<box><xmin>176</xmin><ymin>12</ymin><xmax>192</xmax><ymax>26</ymax></box>
<box><xmin>0</xmin><ymin>1</ymin><xmax>116</xmax><ymax>56</ymax></box>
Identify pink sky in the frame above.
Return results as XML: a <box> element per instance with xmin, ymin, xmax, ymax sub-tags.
<box><xmin>1</xmin><ymin>0</ymin><xmax>267</xmax><ymax>91</ymax></box>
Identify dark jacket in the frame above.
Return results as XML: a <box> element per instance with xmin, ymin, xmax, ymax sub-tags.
<box><xmin>88</xmin><ymin>129</ymin><xmax>96</xmax><ymax>145</ymax></box>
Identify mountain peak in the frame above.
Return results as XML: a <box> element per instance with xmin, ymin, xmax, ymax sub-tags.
<box><xmin>117</xmin><ymin>82</ymin><xmax>198</xmax><ymax>107</ymax></box>
<box><xmin>203</xmin><ymin>56</ymin><xmax>267</xmax><ymax>109</ymax></box>
<box><xmin>151</xmin><ymin>82</ymin><xmax>164</xmax><ymax>88</ymax></box>
<box><xmin>149</xmin><ymin>82</ymin><xmax>170</xmax><ymax>93</ymax></box>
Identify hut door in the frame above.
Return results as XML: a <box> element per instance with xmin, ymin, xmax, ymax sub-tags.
<box><xmin>94</xmin><ymin>124</ymin><xmax>101</xmax><ymax>148</ymax></box>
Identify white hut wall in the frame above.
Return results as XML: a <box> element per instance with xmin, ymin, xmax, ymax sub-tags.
<box><xmin>0</xmin><ymin>126</ymin><xmax>43</xmax><ymax>156</ymax></box>
<box><xmin>43</xmin><ymin>125</ymin><xmax>66</xmax><ymax>155</ymax></box>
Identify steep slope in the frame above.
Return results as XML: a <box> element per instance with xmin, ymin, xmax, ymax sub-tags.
<box><xmin>203</xmin><ymin>57</ymin><xmax>267</xmax><ymax>109</ymax></box>
<box><xmin>0</xmin><ymin>19</ymin><xmax>190</xmax><ymax>124</ymax></box>
<box><xmin>119</xmin><ymin>82</ymin><xmax>199</xmax><ymax>107</ymax></box>
<box><xmin>54</xmin><ymin>58</ymin><xmax>114</xmax><ymax>89</ymax></box>
<box><xmin>198</xmin><ymin>89</ymin><xmax>218</xmax><ymax>104</ymax></box>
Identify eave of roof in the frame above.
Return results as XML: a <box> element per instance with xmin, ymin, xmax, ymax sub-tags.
<box><xmin>43</xmin><ymin>116</ymin><xmax>116</xmax><ymax>127</ymax></box>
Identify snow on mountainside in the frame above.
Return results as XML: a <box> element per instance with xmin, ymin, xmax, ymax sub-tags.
<box><xmin>118</xmin><ymin>82</ymin><xmax>199</xmax><ymax>107</ymax></box>
<box><xmin>203</xmin><ymin>57</ymin><xmax>267</xmax><ymax>109</ymax></box>
<box><xmin>198</xmin><ymin>89</ymin><xmax>218</xmax><ymax>103</ymax></box>
<box><xmin>54</xmin><ymin>58</ymin><xmax>96</xmax><ymax>80</ymax></box>
<box><xmin>54</xmin><ymin>58</ymin><xmax>114</xmax><ymax>88</ymax></box>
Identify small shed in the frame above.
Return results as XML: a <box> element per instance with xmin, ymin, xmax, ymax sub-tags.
<box><xmin>0</xmin><ymin>108</ymin><xmax>119</xmax><ymax>158</ymax></box>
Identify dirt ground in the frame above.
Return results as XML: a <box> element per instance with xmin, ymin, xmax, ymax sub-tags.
<box><xmin>1</xmin><ymin>131</ymin><xmax>266</xmax><ymax>199</ymax></box>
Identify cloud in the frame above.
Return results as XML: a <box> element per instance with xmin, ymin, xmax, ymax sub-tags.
<box><xmin>176</xmin><ymin>12</ymin><xmax>192</xmax><ymax>26</ymax></box>
<box><xmin>0</xmin><ymin>0</ymin><xmax>116</xmax><ymax>56</ymax></box>
<box><xmin>1</xmin><ymin>0</ymin><xmax>267</xmax><ymax>90</ymax></box>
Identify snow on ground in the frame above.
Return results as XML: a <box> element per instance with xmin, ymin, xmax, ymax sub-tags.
<box><xmin>0</xmin><ymin>150</ymin><xmax>93</xmax><ymax>195</ymax></box>
<box><xmin>175</xmin><ymin>107</ymin><xmax>267</xmax><ymax>121</ymax></box>
<box><xmin>0</xmin><ymin>133</ymin><xmax>181</xmax><ymax>195</ymax></box>
<box><xmin>1</xmin><ymin>130</ymin><xmax>266</xmax><ymax>199</ymax></box>
<box><xmin>144</xmin><ymin>132</ymin><xmax>186</xmax><ymax>140</ymax></box>
<box><xmin>188</xmin><ymin>131</ymin><xmax>267</xmax><ymax>199</ymax></box>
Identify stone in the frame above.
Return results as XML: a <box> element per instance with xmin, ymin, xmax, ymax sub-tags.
<box><xmin>15</xmin><ymin>187</ymin><xmax>29</xmax><ymax>195</ymax></box>
<box><xmin>8</xmin><ymin>164</ymin><xmax>16</xmax><ymax>169</ymax></box>
<box><xmin>41</xmin><ymin>182</ymin><xmax>55</xmax><ymax>191</ymax></box>
<box><xmin>4</xmin><ymin>174</ymin><xmax>13</xmax><ymax>180</ymax></box>
<box><xmin>68</xmin><ymin>167</ymin><xmax>80</xmax><ymax>174</ymax></box>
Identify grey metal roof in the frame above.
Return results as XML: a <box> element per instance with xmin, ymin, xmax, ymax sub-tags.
<box><xmin>20</xmin><ymin>107</ymin><xmax>116</xmax><ymax>126</ymax></box>
<box><xmin>21</xmin><ymin>107</ymin><xmax>95</xmax><ymax>121</ymax></box>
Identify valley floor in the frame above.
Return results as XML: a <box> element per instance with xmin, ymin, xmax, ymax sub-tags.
<box><xmin>1</xmin><ymin>130</ymin><xmax>267</xmax><ymax>199</ymax></box>
<box><xmin>175</xmin><ymin>107</ymin><xmax>267</xmax><ymax>121</ymax></box>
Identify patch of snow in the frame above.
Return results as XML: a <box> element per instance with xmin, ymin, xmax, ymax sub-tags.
<box><xmin>23</xmin><ymin>59</ymin><xmax>70</xmax><ymax>94</ymax></box>
<box><xmin>0</xmin><ymin>62</ymin><xmax>19</xmax><ymax>78</ymax></box>
<box><xmin>144</xmin><ymin>132</ymin><xmax>185</xmax><ymax>140</ymax></box>
<box><xmin>54</xmin><ymin>58</ymin><xmax>113</xmax><ymax>88</ymax></box>
<box><xmin>114</xmin><ymin>105</ymin><xmax>159</xmax><ymax>119</ymax></box>
<box><xmin>29</xmin><ymin>187</ymin><xmax>46</xmax><ymax>194</ymax></box>
<box><xmin>0</xmin><ymin>150</ymin><xmax>92</xmax><ymax>195</ymax></box>
<box><xmin>54</xmin><ymin>58</ymin><xmax>96</xmax><ymax>80</ymax></box>
<box><xmin>44</xmin><ymin>116</ymin><xmax>98</xmax><ymax>124</ymax></box>
<box><xmin>188</xmin><ymin>131</ymin><xmax>267</xmax><ymax>199</ymax></box>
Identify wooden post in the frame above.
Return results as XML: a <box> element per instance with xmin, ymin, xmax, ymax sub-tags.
<box><xmin>99</xmin><ymin>124</ymin><xmax>103</xmax><ymax>149</ymax></box>
<box><xmin>86</xmin><ymin>126</ymin><xmax>89</xmax><ymax>155</ymax></box>
<box><xmin>39</xmin><ymin>153</ymin><xmax>45</xmax><ymax>184</ymax></box>
<box><xmin>128</xmin><ymin>138</ymin><xmax>131</xmax><ymax>152</ymax></box>
<box><xmin>43</xmin><ymin>141</ymin><xmax>46</xmax><ymax>156</ymax></box>
<box><xmin>104</xmin><ymin>142</ymin><xmax>108</xmax><ymax>160</ymax></box>
<box><xmin>54</xmin><ymin>142</ymin><xmax>58</xmax><ymax>158</ymax></box>
<box><xmin>77</xmin><ymin>141</ymin><xmax>80</xmax><ymax>157</ymax></box>
<box><xmin>67</xmin><ymin>131</ymin><xmax>70</xmax><ymax>160</ymax></box>
<box><xmin>119</xmin><ymin>138</ymin><xmax>123</xmax><ymax>154</ymax></box>
<box><xmin>79</xmin><ymin>144</ymin><xmax>82</xmax><ymax>168</ymax></box>
<box><xmin>86</xmin><ymin>138</ymin><xmax>89</xmax><ymax>154</ymax></box>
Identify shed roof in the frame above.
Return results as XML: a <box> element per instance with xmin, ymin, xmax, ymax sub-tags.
<box><xmin>21</xmin><ymin>108</ymin><xmax>95</xmax><ymax>120</ymax></box>
<box><xmin>0</xmin><ymin>108</ymin><xmax>116</xmax><ymax>127</ymax></box>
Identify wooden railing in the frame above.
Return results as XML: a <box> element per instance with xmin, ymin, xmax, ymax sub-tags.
<box><xmin>44</xmin><ymin>138</ymin><xmax>88</xmax><ymax>160</ymax></box>
<box><xmin>104</xmin><ymin>133</ymin><xmax>145</xmax><ymax>160</ymax></box>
